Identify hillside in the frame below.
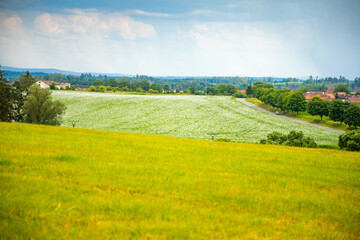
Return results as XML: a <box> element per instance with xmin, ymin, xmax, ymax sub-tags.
<box><xmin>0</xmin><ymin>123</ymin><xmax>359</xmax><ymax>239</ymax></box>
<box><xmin>53</xmin><ymin>91</ymin><xmax>340</xmax><ymax>145</ymax></box>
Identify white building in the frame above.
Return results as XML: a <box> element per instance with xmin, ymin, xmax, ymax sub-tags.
<box><xmin>36</xmin><ymin>80</ymin><xmax>71</xmax><ymax>89</ymax></box>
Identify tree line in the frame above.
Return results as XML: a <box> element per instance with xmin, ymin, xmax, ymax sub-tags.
<box><xmin>247</xmin><ymin>82</ymin><xmax>360</xmax><ymax>128</ymax></box>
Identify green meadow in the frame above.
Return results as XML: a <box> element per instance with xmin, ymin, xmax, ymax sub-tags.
<box><xmin>1</xmin><ymin>123</ymin><xmax>359</xmax><ymax>239</ymax></box>
<box><xmin>52</xmin><ymin>91</ymin><xmax>340</xmax><ymax>145</ymax></box>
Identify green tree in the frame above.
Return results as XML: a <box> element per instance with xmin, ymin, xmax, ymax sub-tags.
<box><xmin>334</xmin><ymin>85</ymin><xmax>350</xmax><ymax>94</ymax></box>
<box><xmin>0</xmin><ymin>67</ymin><xmax>11</xmax><ymax>121</ymax></box>
<box><xmin>344</xmin><ymin>104</ymin><xmax>360</xmax><ymax>128</ymax></box>
<box><xmin>307</xmin><ymin>97</ymin><xmax>329</xmax><ymax>120</ymax></box>
<box><xmin>19</xmin><ymin>71</ymin><xmax>36</xmax><ymax>89</ymax></box>
<box><xmin>216</xmin><ymin>84</ymin><xmax>237</xmax><ymax>96</ymax></box>
<box><xmin>287</xmin><ymin>92</ymin><xmax>306</xmax><ymax>114</ymax></box>
<box><xmin>105</xmin><ymin>79</ymin><xmax>118</xmax><ymax>87</ymax></box>
<box><xmin>338</xmin><ymin>131</ymin><xmax>360</xmax><ymax>151</ymax></box>
<box><xmin>163</xmin><ymin>84</ymin><xmax>170</xmax><ymax>94</ymax></box>
<box><xmin>23</xmin><ymin>84</ymin><xmax>66</xmax><ymax>125</ymax></box>
<box><xmin>188</xmin><ymin>86</ymin><xmax>198</xmax><ymax>94</ymax></box>
<box><xmin>277</xmin><ymin>92</ymin><xmax>291</xmax><ymax>112</ymax></box>
<box><xmin>10</xmin><ymin>71</ymin><xmax>36</xmax><ymax>122</ymax></box>
<box><xmin>150</xmin><ymin>83</ymin><xmax>161</xmax><ymax>93</ymax></box>
<box><xmin>245</xmin><ymin>85</ymin><xmax>255</xmax><ymax>98</ymax></box>
<box><xmin>329</xmin><ymin>99</ymin><xmax>346</xmax><ymax>124</ymax></box>
<box><xmin>50</xmin><ymin>83</ymin><xmax>56</xmax><ymax>90</ymax></box>
<box><xmin>92</xmin><ymin>80</ymin><xmax>103</xmax><ymax>86</ymax></box>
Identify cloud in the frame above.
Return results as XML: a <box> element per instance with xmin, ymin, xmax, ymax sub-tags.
<box><xmin>0</xmin><ymin>12</ymin><xmax>23</xmax><ymax>35</ymax></box>
<box><xmin>34</xmin><ymin>10</ymin><xmax>156</xmax><ymax>40</ymax></box>
<box><xmin>127</xmin><ymin>9</ymin><xmax>169</xmax><ymax>17</ymax></box>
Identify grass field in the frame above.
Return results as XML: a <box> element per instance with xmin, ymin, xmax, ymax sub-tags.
<box><xmin>0</xmin><ymin>123</ymin><xmax>359</xmax><ymax>239</ymax></box>
<box><xmin>52</xmin><ymin>91</ymin><xmax>340</xmax><ymax>146</ymax></box>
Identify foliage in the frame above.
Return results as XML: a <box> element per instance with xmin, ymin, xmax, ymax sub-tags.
<box><xmin>261</xmin><ymin>130</ymin><xmax>317</xmax><ymax>148</ymax></box>
<box><xmin>334</xmin><ymin>85</ymin><xmax>350</xmax><ymax>94</ymax></box>
<box><xmin>89</xmin><ymin>86</ymin><xmax>96</xmax><ymax>92</ymax></box>
<box><xmin>287</xmin><ymin>92</ymin><xmax>306</xmax><ymax>114</ymax></box>
<box><xmin>344</xmin><ymin>104</ymin><xmax>360</xmax><ymax>128</ymax></box>
<box><xmin>329</xmin><ymin>99</ymin><xmax>348</xmax><ymax>124</ymax></box>
<box><xmin>23</xmin><ymin>84</ymin><xmax>66</xmax><ymax>125</ymax></box>
<box><xmin>9</xmin><ymin>71</ymin><xmax>36</xmax><ymax>122</ymax></box>
<box><xmin>232</xmin><ymin>92</ymin><xmax>247</xmax><ymax>98</ymax></box>
<box><xmin>307</xmin><ymin>96</ymin><xmax>330</xmax><ymax>120</ymax></box>
<box><xmin>338</xmin><ymin>131</ymin><xmax>360</xmax><ymax>151</ymax></box>
<box><xmin>148</xmin><ymin>89</ymin><xmax>159</xmax><ymax>93</ymax></box>
<box><xmin>52</xmin><ymin>91</ymin><xmax>340</xmax><ymax>145</ymax></box>
<box><xmin>246</xmin><ymin>85</ymin><xmax>256</xmax><ymax>97</ymax></box>
<box><xmin>0</xmin><ymin>67</ymin><xmax>11</xmax><ymax>121</ymax></box>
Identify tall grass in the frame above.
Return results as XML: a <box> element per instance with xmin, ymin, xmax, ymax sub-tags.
<box><xmin>0</xmin><ymin>122</ymin><xmax>359</xmax><ymax>239</ymax></box>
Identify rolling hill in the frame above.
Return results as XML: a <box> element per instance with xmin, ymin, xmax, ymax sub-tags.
<box><xmin>1</xmin><ymin>122</ymin><xmax>359</xmax><ymax>239</ymax></box>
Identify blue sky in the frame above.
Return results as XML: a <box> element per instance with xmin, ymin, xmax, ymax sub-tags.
<box><xmin>0</xmin><ymin>0</ymin><xmax>359</xmax><ymax>78</ymax></box>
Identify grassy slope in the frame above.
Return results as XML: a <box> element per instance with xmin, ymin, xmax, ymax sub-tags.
<box><xmin>1</xmin><ymin>123</ymin><xmax>359</xmax><ymax>239</ymax></box>
<box><xmin>246</xmin><ymin>98</ymin><xmax>359</xmax><ymax>132</ymax></box>
<box><xmin>52</xmin><ymin>91</ymin><xmax>340</xmax><ymax>145</ymax></box>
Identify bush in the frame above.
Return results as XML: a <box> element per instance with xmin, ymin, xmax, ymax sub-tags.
<box><xmin>260</xmin><ymin>130</ymin><xmax>317</xmax><ymax>148</ymax></box>
<box><xmin>89</xmin><ymin>86</ymin><xmax>96</xmax><ymax>92</ymax></box>
<box><xmin>338</xmin><ymin>131</ymin><xmax>360</xmax><ymax>151</ymax></box>
<box><xmin>97</xmin><ymin>86</ymin><xmax>106</xmax><ymax>92</ymax></box>
<box><xmin>148</xmin><ymin>89</ymin><xmax>159</xmax><ymax>93</ymax></box>
<box><xmin>232</xmin><ymin>92</ymin><xmax>247</xmax><ymax>98</ymax></box>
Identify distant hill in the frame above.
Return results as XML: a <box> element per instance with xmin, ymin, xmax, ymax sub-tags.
<box><xmin>1</xmin><ymin>66</ymin><xmax>134</xmax><ymax>78</ymax></box>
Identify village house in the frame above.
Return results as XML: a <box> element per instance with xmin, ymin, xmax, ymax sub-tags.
<box><xmin>334</xmin><ymin>92</ymin><xmax>348</xmax><ymax>100</ymax></box>
<box><xmin>36</xmin><ymin>80</ymin><xmax>71</xmax><ymax>89</ymax></box>
<box><xmin>347</xmin><ymin>97</ymin><xmax>360</xmax><ymax>103</ymax></box>
<box><xmin>73</xmin><ymin>85</ymin><xmax>90</xmax><ymax>91</ymax></box>
<box><xmin>304</xmin><ymin>90</ymin><xmax>335</xmax><ymax>101</ymax></box>
<box><xmin>236</xmin><ymin>90</ymin><xmax>246</xmax><ymax>94</ymax></box>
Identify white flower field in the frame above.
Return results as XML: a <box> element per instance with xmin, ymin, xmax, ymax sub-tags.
<box><xmin>53</xmin><ymin>91</ymin><xmax>340</xmax><ymax>145</ymax></box>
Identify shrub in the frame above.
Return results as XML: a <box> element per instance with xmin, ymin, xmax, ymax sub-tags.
<box><xmin>97</xmin><ymin>86</ymin><xmax>106</xmax><ymax>92</ymax></box>
<box><xmin>89</xmin><ymin>86</ymin><xmax>96</xmax><ymax>92</ymax></box>
<box><xmin>338</xmin><ymin>131</ymin><xmax>360</xmax><ymax>151</ymax></box>
<box><xmin>260</xmin><ymin>130</ymin><xmax>317</xmax><ymax>148</ymax></box>
<box><xmin>148</xmin><ymin>89</ymin><xmax>159</xmax><ymax>93</ymax></box>
<box><xmin>232</xmin><ymin>92</ymin><xmax>247</xmax><ymax>98</ymax></box>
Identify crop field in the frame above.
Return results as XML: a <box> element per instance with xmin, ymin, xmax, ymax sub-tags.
<box><xmin>52</xmin><ymin>91</ymin><xmax>340</xmax><ymax>145</ymax></box>
<box><xmin>1</xmin><ymin>123</ymin><xmax>359</xmax><ymax>239</ymax></box>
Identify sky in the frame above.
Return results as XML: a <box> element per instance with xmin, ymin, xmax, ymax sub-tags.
<box><xmin>0</xmin><ymin>0</ymin><xmax>359</xmax><ymax>78</ymax></box>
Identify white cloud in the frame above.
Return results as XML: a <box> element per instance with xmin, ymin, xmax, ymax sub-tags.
<box><xmin>0</xmin><ymin>12</ymin><xmax>23</xmax><ymax>35</ymax></box>
<box><xmin>128</xmin><ymin>9</ymin><xmax>169</xmax><ymax>17</ymax></box>
<box><xmin>34</xmin><ymin>11</ymin><xmax>156</xmax><ymax>40</ymax></box>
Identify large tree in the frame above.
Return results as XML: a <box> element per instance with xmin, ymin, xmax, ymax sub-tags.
<box><xmin>23</xmin><ymin>84</ymin><xmax>66</xmax><ymax>125</ymax></box>
<box><xmin>329</xmin><ymin>99</ymin><xmax>348</xmax><ymax>124</ymax></box>
<box><xmin>334</xmin><ymin>85</ymin><xmax>350</xmax><ymax>94</ymax></box>
<box><xmin>345</xmin><ymin>104</ymin><xmax>360</xmax><ymax>128</ymax></box>
<box><xmin>287</xmin><ymin>92</ymin><xmax>306</xmax><ymax>114</ymax></box>
<box><xmin>0</xmin><ymin>66</ymin><xmax>11</xmax><ymax>121</ymax></box>
<box><xmin>307</xmin><ymin>97</ymin><xmax>330</xmax><ymax>120</ymax></box>
<box><xmin>245</xmin><ymin>85</ymin><xmax>255</xmax><ymax>98</ymax></box>
<box><xmin>10</xmin><ymin>71</ymin><xmax>36</xmax><ymax>122</ymax></box>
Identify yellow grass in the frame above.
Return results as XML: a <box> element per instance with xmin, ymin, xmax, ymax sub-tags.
<box><xmin>1</xmin><ymin>122</ymin><xmax>359</xmax><ymax>239</ymax></box>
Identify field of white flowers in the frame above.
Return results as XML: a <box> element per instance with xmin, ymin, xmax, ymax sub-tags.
<box><xmin>53</xmin><ymin>91</ymin><xmax>340</xmax><ymax>145</ymax></box>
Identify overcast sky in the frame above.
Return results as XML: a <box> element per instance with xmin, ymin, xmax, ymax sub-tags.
<box><xmin>0</xmin><ymin>0</ymin><xmax>359</xmax><ymax>78</ymax></box>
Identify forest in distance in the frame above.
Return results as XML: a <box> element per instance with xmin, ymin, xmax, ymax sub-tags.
<box><xmin>5</xmin><ymin>69</ymin><xmax>360</xmax><ymax>92</ymax></box>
